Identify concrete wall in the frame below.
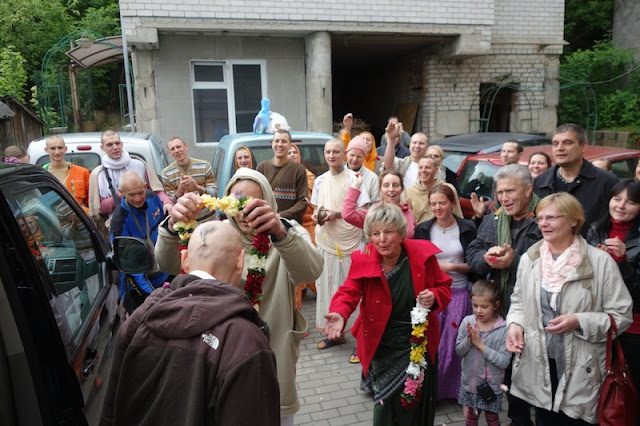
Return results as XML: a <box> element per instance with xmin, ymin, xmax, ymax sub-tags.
<box><xmin>613</xmin><ymin>0</ymin><xmax>640</xmax><ymax>58</ymax></box>
<box><xmin>149</xmin><ymin>34</ymin><xmax>306</xmax><ymax>159</ymax></box>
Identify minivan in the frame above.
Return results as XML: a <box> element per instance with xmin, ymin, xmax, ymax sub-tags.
<box><xmin>27</xmin><ymin>132</ymin><xmax>170</xmax><ymax>178</ymax></box>
<box><xmin>0</xmin><ymin>163</ymin><xmax>153</xmax><ymax>424</ymax></box>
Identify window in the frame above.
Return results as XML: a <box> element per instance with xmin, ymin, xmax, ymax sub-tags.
<box><xmin>10</xmin><ymin>187</ymin><xmax>104</xmax><ymax>359</ymax></box>
<box><xmin>192</xmin><ymin>61</ymin><xmax>266</xmax><ymax>143</ymax></box>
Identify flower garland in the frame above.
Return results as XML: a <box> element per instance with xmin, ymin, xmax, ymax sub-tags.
<box><xmin>173</xmin><ymin>193</ymin><xmax>270</xmax><ymax>310</ymax></box>
<box><xmin>400</xmin><ymin>300</ymin><xmax>430</xmax><ymax>409</ymax></box>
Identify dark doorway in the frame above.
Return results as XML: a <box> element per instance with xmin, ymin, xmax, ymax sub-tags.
<box><xmin>330</xmin><ymin>34</ymin><xmax>443</xmax><ymax>146</ymax></box>
<box><xmin>479</xmin><ymin>83</ymin><xmax>514</xmax><ymax>132</ymax></box>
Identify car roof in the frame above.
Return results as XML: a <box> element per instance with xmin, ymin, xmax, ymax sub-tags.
<box><xmin>29</xmin><ymin>132</ymin><xmax>156</xmax><ymax>147</ymax></box>
<box><xmin>433</xmin><ymin>132</ymin><xmax>550</xmax><ymax>153</ymax></box>
<box><xmin>464</xmin><ymin>144</ymin><xmax>640</xmax><ymax>168</ymax></box>
<box><xmin>218</xmin><ymin>131</ymin><xmax>334</xmax><ymax>147</ymax></box>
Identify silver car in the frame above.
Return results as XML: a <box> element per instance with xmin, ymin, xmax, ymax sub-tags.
<box><xmin>27</xmin><ymin>132</ymin><xmax>170</xmax><ymax>177</ymax></box>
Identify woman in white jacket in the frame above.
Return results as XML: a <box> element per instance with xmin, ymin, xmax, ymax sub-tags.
<box><xmin>506</xmin><ymin>192</ymin><xmax>633</xmax><ymax>425</ymax></box>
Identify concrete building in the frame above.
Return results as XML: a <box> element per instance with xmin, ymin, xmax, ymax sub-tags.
<box><xmin>613</xmin><ymin>0</ymin><xmax>640</xmax><ymax>59</ymax></box>
<box><xmin>119</xmin><ymin>0</ymin><xmax>565</xmax><ymax>158</ymax></box>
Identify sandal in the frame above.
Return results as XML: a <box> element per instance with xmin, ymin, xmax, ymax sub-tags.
<box><xmin>348</xmin><ymin>349</ymin><xmax>360</xmax><ymax>364</ymax></box>
<box><xmin>317</xmin><ymin>337</ymin><xmax>346</xmax><ymax>350</ymax></box>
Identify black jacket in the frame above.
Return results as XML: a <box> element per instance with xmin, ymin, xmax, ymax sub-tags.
<box><xmin>533</xmin><ymin>160</ymin><xmax>619</xmax><ymax>236</ymax></box>
<box><xmin>586</xmin><ymin>217</ymin><xmax>640</xmax><ymax>315</ymax></box>
<box><xmin>466</xmin><ymin>211</ymin><xmax>541</xmax><ymax>298</ymax></box>
<box><xmin>101</xmin><ymin>274</ymin><xmax>280</xmax><ymax>426</ymax></box>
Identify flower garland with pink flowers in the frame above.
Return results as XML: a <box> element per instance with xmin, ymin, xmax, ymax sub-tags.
<box><xmin>400</xmin><ymin>300</ymin><xmax>430</xmax><ymax>409</ymax></box>
<box><xmin>173</xmin><ymin>193</ymin><xmax>270</xmax><ymax>310</ymax></box>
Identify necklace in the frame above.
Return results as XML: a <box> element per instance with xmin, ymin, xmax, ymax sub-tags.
<box><xmin>434</xmin><ymin>220</ymin><xmax>457</xmax><ymax>234</ymax></box>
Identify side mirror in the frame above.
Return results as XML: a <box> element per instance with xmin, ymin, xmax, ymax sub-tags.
<box><xmin>111</xmin><ymin>236</ymin><xmax>156</xmax><ymax>274</ymax></box>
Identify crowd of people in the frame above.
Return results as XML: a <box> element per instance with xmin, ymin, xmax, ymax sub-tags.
<box><xmin>5</xmin><ymin>118</ymin><xmax>639</xmax><ymax>425</ymax></box>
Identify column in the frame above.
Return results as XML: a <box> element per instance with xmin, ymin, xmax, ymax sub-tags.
<box><xmin>305</xmin><ymin>32</ymin><xmax>332</xmax><ymax>134</ymax></box>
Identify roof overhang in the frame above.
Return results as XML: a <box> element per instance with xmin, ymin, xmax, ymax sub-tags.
<box><xmin>65</xmin><ymin>36</ymin><xmax>125</xmax><ymax>69</ymax></box>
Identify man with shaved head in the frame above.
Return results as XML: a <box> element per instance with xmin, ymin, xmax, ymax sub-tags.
<box><xmin>110</xmin><ymin>171</ymin><xmax>169</xmax><ymax>313</ymax></box>
<box><xmin>101</xmin><ymin>221</ymin><xmax>279</xmax><ymax>425</ymax></box>
<box><xmin>43</xmin><ymin>135</ymin><xmax>91</xmax><ymax>209</ymax></box>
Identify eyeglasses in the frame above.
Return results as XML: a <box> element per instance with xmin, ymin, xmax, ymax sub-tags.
<box><xmin>535</xmin><ymin>214</ymin><xmax>565</xmax><ymax>224</ymax></box>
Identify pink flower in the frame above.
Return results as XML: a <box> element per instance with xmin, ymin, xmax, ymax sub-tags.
<box><xmin>403</xmin><ymin>377</ymin><xmax>420</xmax><ymax>395</ymax></box>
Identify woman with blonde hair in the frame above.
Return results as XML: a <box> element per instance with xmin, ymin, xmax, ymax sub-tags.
<box><xmin>233</xmin><ymin>145</ymin><xmax>256</xmax><ymax>170</ymax></box>
<box><xmin>507</xmin><ymin>192</ymin><xmax>633</xmax><ymax>424</ymax></box>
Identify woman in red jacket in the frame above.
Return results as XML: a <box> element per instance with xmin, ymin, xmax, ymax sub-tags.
<box><xmin>324</xmin><ymin>203</ymin><xmax>451</xmax><ymax>425</ymax></box>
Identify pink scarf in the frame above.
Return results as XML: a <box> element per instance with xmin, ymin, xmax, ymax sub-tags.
<box><xmin>540</xmin><ymin>236</ymin><xmax>581</xmax><ymax>310</ymax></box>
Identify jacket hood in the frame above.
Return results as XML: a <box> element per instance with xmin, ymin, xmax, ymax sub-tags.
<box><xmin>224</xmin><ymin>168</ymin><xmax>278</xmax><ymax>241</ymax></box>
<box><xmin>143</xmin><ymin>274</ymin><xmax>264</xmax><ymax>340</ymax></box>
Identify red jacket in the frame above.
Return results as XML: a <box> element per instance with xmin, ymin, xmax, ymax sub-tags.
<box><xmin>329</xmin><ymin>239</ymin><xmax>452</xmax><ymax>376</ymax></box>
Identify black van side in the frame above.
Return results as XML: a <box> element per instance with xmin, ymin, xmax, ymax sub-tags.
<box><xmin>0</xmin><ymin>163</ymin><xmax>121</xmax><ymax>425</ymax></box>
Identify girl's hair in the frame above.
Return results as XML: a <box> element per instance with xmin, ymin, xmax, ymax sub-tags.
<box><xmin>610</xmin><ymin>179</ymin><xmax>640</xmax><ymax>204</ymax></box>
<box><xmin>379</xmin><ymin>169</ymin><xmax>404</xmax><ymax>191</ymax></box>
<box><xmin>3</xmin><ymin>145</ymin><xmax>28</xmax><ymax>160</ymax></box>
<box><xmin>470</xmin><ymin>279</ymin><xmax>501</xmax><ymax>306</ymax></box>
<box><xmin>528</xmin><ymin>151</ymin><xmax>552</xmax><ymax>168</ymax></box>
<box><xmin>429</xmin><ymin>184</ymin><xmax>456</xmax><ymax>204</ymax></box>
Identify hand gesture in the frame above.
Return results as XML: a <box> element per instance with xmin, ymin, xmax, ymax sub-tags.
<box><xmin>484</xmin><ymin>244</ymin><xmax>515</xmax><ymax>269</ymax></box>
<box><xmin>545</xmin><ymin>314</ymin><xmax>579</xmax><ymax>335</ymax></box>
<box><xmin>506</xmin><ymin>323</ymin><xmax>525</xmax><ymax>353</ymax></box>
<box><xmin>324</xmin><ymin>210</ymin><xmax>340</xmax><ymax>222</ymax></box>
<box><xmin>470</xmin><ymin>192</ymin><xmax>486</xmax><ymax>218</ymax></box>
<box><xmin>243</xmin><ymin>198</ymin><xmax>287</xmax><ymax>239</ymax></box>
<box><xmin>163</xmin><ymin>202</ymin><xmax>173</xmax><ymax>215</ymax></box>
<box><xmin>343</xmin><ymin>113</ymin><xmax>353</xmax><ymax>133</ymax></box>
<box><xmin>324</xmin><ymin>313</ymin><xmax>345</xmax><ymax>340</ymax></box>
<box><xmin>385</xmin><ymin>122</ymin><xmax>399</xmax><ymax>146</ymax></box>
<box><xmin>603</xmin><ymin>237</ymin><xmax>626</xmax><ymax>258</ymax></box>
<box><xmin>417</xmin><ymin>289</ymin><xmax>435</xmax><ymax>309</ymax></box>
<box><xmin>169</xmin><ymin>192</ymin><xmax>202</xmax><ymax>229</ymax></box>
<box><xmin>351</xmin><ymin>172</ymin><xmax>363</xmax><ymax>190</ymax></box>
<box><xmin>467</xmin><ymin>321</ymin><xmax>485</xmax><ymax>351</ymax></box>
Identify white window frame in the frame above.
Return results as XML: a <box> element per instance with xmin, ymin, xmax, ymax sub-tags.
<box><xmin>190</xmin><ymin>59</ymin><xmax>267</xmax><ymax>146</ymax></box>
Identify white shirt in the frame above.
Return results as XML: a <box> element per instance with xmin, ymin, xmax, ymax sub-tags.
<box><xmin>189</xmin><ymin>270</ymin><xmax>216</xmax><ymax>280</ymax></box>
<box><xmin>403</xmin><ymin>161</ymin><xmax>419</xmax><ymax>188</ymax></box>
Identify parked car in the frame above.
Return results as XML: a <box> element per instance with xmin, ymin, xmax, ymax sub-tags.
<box><xmin>212</xmin><ymin>131</ymin><xmax>334</xmax><ymax>191</ymax></box>
<box><xmin>0</xmin><ymin>163</ymin><xmax>153</xmax><ymax>425</ymax></box>
<box><xmin>457</xmin><ymin>144</ymin><xmax>640</xmax><ymax>202</ymax></box>
<box><xmin>433</xmin><ymin>132</ymin><xmax>551</xmax><ymax>174</ymax></box>
<box><xmin>27</xmin><ymin>132</ymin><xmax>170</xmax><ymax>178</ymax></box>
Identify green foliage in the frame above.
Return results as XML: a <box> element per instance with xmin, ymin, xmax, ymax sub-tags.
<box><xmin>558</xmin><ymin>41</ymin><xmax>640</xmax><ymax>130</ymax></box>
<box><xmin>0</xmin><ymin>46</ymin><xmax>28</xmax><ymax>101</ymax></box>
<box><xmin>564</xmin><ymin>0</ymin><xmax>614</xmax><ymax>53</ymax></box>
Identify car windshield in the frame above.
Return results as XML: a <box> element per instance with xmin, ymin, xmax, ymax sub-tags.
<box><xmin>36</xmin><ymin>153</ymin><xmax>101</xmax><ymax>171</ymax></box>
<box><xmin>458</xmin><ymin>160</ymin><xmax>500</xmax><ymax>200</ymax></box>
<box><xmin>442</xmin><ymin>151</ymin><xmax>470</xmax><ymax>173</ymax></box>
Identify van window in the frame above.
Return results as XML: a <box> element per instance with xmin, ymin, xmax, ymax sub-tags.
<box><xmin>36</xmin><ymin>153</ymin><xmax>101</xmax><ymax>172</ymax></box>
<box><xmin>10</xmin><ymin>187</ymin><xmax>104</xmax><ymax>360</ymax></box>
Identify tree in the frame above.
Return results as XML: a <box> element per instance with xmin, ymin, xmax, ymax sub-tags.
<box><xmin>0</xmin><ymin>46</ymin><xmax>28</xmax><ymax>101</ymax></box>
<box><xmin>564</xmin><ymin>0</ymin><xmax>615</xmax><ymax>53</ymax></box>
<box><xmin>558</xmin><ymin>41</ymin><xmax>640</xmax><ymax>130</ymax></box>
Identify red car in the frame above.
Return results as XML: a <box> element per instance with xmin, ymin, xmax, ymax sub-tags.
<box><xmin>456</xmin><ymin>145</ymin><xmax>640</xmax><ymax>218</ymax></box>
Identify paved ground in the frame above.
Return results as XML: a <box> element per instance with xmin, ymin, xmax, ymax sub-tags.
<box><xmin>294</xmin><ymin>291</ymin><xmax>511</xmax><ymax>425</ymax></box>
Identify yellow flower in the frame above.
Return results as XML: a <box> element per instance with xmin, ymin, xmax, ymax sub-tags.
<box><xmin>411</xmin><ymin>324</ymin><xmax>426</xmax><ymax>338</ymax></box>
<box><xmin>410</xmin><ymin>346</ymin><xmax>426</xmax><ymax>363</ymax></box>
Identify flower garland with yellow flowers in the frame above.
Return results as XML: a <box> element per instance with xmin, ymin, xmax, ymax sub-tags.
<box><xmin>173</xmin><ymin>193</ymin><xmax>270</xmax><ymax>310</ymax></box>
<box><xmin>400</xmin><ymin>300</ymin><xmax>430</xmax><ymax>409</ymax></box>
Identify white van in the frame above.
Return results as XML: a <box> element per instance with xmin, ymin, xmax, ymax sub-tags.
<box><xmin>27</xmin><ymin>132</ymin><xmax>169</xmax><ymax>177</ymax></box>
